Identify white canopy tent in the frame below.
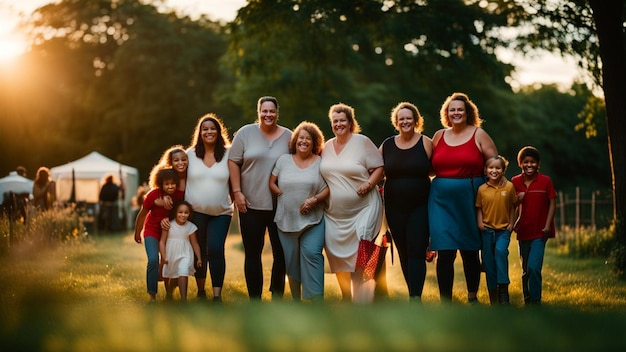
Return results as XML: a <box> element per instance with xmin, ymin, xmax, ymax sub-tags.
<box><xmin>0</xmin><ymin>171</ymin><xmax>34</xmax><ymax>203</ymax></box>
<box><xmin>50</xmin><ymin>151</ymin><xmax>139</xmax><ymax>229</ymax></box>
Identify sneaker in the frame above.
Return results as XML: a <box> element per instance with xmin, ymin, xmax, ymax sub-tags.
<box><xmin>197</xmin><ymin>290</ymin><xmax>207</xmax><ymax>299</ymax></box>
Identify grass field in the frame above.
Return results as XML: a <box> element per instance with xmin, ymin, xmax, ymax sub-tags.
<box><xmin>2</xmin><ymin>230</ymin><xmax>626</xmax><ymax>351</ymax></box>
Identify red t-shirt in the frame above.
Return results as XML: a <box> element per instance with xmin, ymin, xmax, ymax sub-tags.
<box><xmin>142</xmin><ymin>188</ymin><xmax>184</xmax><ymax>240</ymax></box>
<box><xmin>511</xmin><ymin>173</ymin><xmax>557</xmax><ymax>240</ymax></box>
<box><xmin>432</xmin><ymin>129</ymin><xmax>484</xmax><ymax>178</ymax></box>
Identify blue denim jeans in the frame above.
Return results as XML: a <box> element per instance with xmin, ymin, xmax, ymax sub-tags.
<box><xmin>144</xmin><ymin>236</ymin><xmax>160</xmax><ymax>294</ymax></box>
<box><xmin>481</xmin><ymin>228</ymin><xmax>511</xmax><ymax>290</ymax></box>
<box><xmin>278</xmin><ymin>218</ymin><xmax>325</xmax><ymax>299</ymax></box>
<box><xmin>518</xmin><ymin>238</ymin><xmax>546</xmax><ymax>303</ymax></box>
<box><xmin>192</xmin><ymin>212</ymin><xmax>232</xmax><ymax>287</ymax></box>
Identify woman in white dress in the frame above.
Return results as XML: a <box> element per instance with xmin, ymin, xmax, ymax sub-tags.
<box><xmin>320</xmin><ymin>103</ymin><xmax>384</xmax><ymax>303</ymax></box>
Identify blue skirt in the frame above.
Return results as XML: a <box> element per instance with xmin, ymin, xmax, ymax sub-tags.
<box><xmin>428</xmin><ymin>176</ymin><xmax>484</xmax><ymax>251</ymax></box>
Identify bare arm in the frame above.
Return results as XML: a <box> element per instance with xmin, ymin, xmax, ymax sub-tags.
<box><xmin>357</xmin><ymin>166</ymin><xmax>384</xmax><ymax>197</ymax></box>
<box><xmin>228</xmin><ymin>160</ymin><xmax>248</xmax><ymax>213</ymax></box>
<box><xmin>476</xmin><ymin>128</ymin><xmax>498</xmax><ymax>159</ymax></box>
<box><xmin>189</xmin><ymin>232</ymin><xmax>202</xmax><ymax>267</ymax></box>
<box><xmin>476</xmin><ymin>206</ymin><xmax>485</xmax><ymax>232</ymax></box>
<box><xmin>159</xmin><ymin>228</ymin><xmax>168</xmax><ymax>264</ymax></box>
<box><xmin>544</xmin><ymin>197</ymin><xmax>557</xmax><ymax>237</ymax></box>
<box><xmin>134</xmin><ymin>207</ymin><xmax>149</xmax><ymax>244</ymax></box>
<box><xmin>269</xmin><ymin>173</ymin><xmax>281</xmax><ymax>196</ymax></box>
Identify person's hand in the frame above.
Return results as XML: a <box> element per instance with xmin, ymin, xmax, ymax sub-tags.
<box><xmin>162</xmin><ymin>195</ymin><xmax>173</xmax><ymax>210</ymax></box>
<box><xmin>356</xmin><ymin>181</ymin><xmax>372</xmax><ymax>197</ymax></box>
<box><xmin>299</xmin><ymin>196</ymin><xmax>317</xmax><ymax>214</ymax></box>
<box><xmin>234</xmin><ymin>191</ymin><xmax>249</xmax><ymax>213</ymax></box>
<box><xmin>196</xmin><ymin>259</ymin><xmax>203</xmax><ymax>267</ymax></box>
<box><xmin>161</xmin><ymin>258</ymin><xmax>168</xmax><ymax>265</ymax></box>
<box><xmin>161</xmin><ymin>218</ymin><xmax>171</xmax><ymax>231</ymax></box>
<box><xmin>542</xmin><ymin>227</ymin><xmax>550</xmax><ymax>239</ymax></box>
<box><xmin>134</xmin><ymin>233</ymin><xmax>142</xmax><ymax>244</ymax></box>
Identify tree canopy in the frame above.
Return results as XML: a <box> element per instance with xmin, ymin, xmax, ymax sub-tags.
<box><xmin>0</xmin><ymin>0</ymin><xmax>613</xmax><ymax>233</ymax></box>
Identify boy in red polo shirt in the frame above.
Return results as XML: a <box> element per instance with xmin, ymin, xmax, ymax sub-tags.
<box><xmin>512</xmin><ymin>146</ymin><xmax>556</xmax><ymax>306</ymax></box>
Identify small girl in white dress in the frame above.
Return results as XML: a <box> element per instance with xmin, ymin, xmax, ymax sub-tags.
<box><xmin>159</xmin><ymin>201</ymin><xmax>202</xmax><ymax>301</ymax></box>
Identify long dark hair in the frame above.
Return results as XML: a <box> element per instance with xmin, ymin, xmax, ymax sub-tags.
<box><xmin>190</xmin><ymin>113</ymin><xmax>231</xmax><ymax>162</ymax></box>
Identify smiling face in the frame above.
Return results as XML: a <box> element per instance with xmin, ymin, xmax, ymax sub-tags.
<box><xmin>201</xmin><ymin>119</ymin><xmax>218</xmax><ymax>145</ymax></box>
<box><xmin>162</xmin><ymin>178</ymin><xmax>177</xmax><ymax>195</ymax></box>
<box><xmin>447</xmin><ymin>100</ymin><xmax>467</xmax><ymax>127</ymax></box>
<box><xmin>258</xmin><ymin>101</ymin><xmax>278</xmax><ymax>128</ymax></box>
<box><xmin>174</xmin><ymin>204</ymin><xmax>191</xmax><ymax>225</ymax></box>
<box><xmin>520</xmin><ymin>155</ymin><xmax>540</xmax><ymax>178</ymax></box>
<box><xmin>295</xmin><ymin>129</ymin><xmax>313</xmax><ymax>156</ymax></box>
<box><xmin>396</xmin><ymin>108</ymin><xmax>416</xmax><ymax>134</ymax></box>
<box><xmin>170</xmin><ymin>151</ymin><xmax>188</xmax><ymax>174</ymax></box>
<box><xmin>485</xmin><ymin>158</ymin><xmax>505</xmax><ymax>184</ymax></box>
<box><xmin>331</xmin><ymin>111</ymin><xmax>351</xmax><ymax>138</ymax></box>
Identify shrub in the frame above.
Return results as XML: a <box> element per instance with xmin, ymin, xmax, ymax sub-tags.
<box><xmin>0</xmin><ymin>206</ymin><xmax>88</xmax><ymax>253</ymax></box>
<box><xmin>554</xmin><ymin>226</ymin><xmax>615</xmax><ymax>258</ymax></box>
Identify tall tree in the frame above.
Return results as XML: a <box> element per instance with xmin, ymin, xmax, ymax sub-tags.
<box><xmin>4</xmin><ymin>0</ymin><xmax>230</xmax><ymax>178</ymax></box>
<box><xmin>505</xmin><ymin>0</ymin><xmax>626</xmax><ymax>275</ymax></box>
<box><xmin>221</xmin><ymin>0</ymin><xmax>514</xmax><ymax>142</ymax></box>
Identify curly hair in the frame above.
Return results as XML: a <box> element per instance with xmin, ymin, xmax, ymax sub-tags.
<box><xmin>439</xmin><ymin>92</ymin><xmax>483</xmax><ymax>128</ymax></box>
<box><xmin>289</xmin><ymin>121</ymin><xmax>325</xmax><ymax>155</ymax></box>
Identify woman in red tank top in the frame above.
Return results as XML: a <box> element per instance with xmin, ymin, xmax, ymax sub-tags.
<box><xmin>428</xmin><ymin>92</ymin><xmax>498</xmax><ymax>304</ymax></box>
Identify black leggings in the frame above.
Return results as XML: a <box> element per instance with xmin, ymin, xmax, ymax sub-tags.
<box><xmin>238</xmin><ymin>209</ymin><xmax>285</xmax><ymax>299</ymax></box>
<box><xmin>436</xmin><ymin>249</ymin><xmax>481</xmax><ymax>300</ymax></box>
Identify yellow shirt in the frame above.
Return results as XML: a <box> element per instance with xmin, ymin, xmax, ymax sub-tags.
<box><xmin>475</xmin><ymin>180</ymin><xmax>517</xmax><ymax>230</ymax></box>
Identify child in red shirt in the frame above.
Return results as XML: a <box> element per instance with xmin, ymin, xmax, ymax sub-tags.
<box><xmin>134</xmin><ymin>168</ymin><xmax>184</xmax><ymax>302</ymax></box>
<box><xmin>511</xmin><ymin>146</ymin><xmax>556</xmax><ymax>305</ymax></box>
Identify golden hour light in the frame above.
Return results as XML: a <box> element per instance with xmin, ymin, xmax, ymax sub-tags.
<box><xmin>0</xmin><ymin>35</ymin><xmax>26</xmax><ymax>63</ymax></box>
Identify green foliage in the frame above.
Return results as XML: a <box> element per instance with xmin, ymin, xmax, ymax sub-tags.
<box><xmin>554</xmin><ymin>226</ymin><xmax>615</xmax><ymax>258</ymax></box>
<box><xmin>0</xmin><ymin>207</ymin><xmax>88</xmax><ymax>252</ymax></box>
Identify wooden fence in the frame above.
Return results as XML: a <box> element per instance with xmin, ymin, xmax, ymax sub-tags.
<box><xmin>556</xmin><ymin>187</ymin><xmax>613</xmax><ymax>229</ymax></box>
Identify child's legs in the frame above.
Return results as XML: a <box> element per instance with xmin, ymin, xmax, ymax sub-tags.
<box><xmin>527</xmin><ymin>238</ymin><xmax>546</xmax><ymax>302</ymax></box>
<box><xmin>299</xmin><ymin>219</ymin><xmax>325</xmax><ymax>300</ymax></box>
<box><xmin>178</xmin><ymin>277</ymin><xmax>189</xmax><ymax>301</ymax></box>
<box><xmin>494</xmin><ymin>230</ymin><xmax>511</xmax><ymax>285</ymax></box>
<box><xmin>481</xmin><ymin>228</ymin><xmax>497</xmax><ymax>290</ymax></box>
<box><xmin>144</xmin><ymin>237</ymin><xmax>160</xmax><ymax>296</ymax></box>
<box><xmin>518</xmin><ymin>240</ymin><xmax>531</xmax><ymax>301</ymax></box>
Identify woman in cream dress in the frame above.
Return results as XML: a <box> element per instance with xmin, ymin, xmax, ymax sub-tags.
<box><xmin>320</xmin><ymin>103</ymin><xmax>384</xmax><ymax>303</ymax></box>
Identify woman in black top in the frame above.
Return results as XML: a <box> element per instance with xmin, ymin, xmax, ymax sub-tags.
<box><xmin>380</xmin><ymin>102</ymin><xmax>432</xmax><ymax>300</ymax></box>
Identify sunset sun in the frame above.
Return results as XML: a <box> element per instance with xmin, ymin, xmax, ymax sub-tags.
<box><xmin>0</xmin><ymin>34</ymin><xmax>26</xmax><ymax>62</ymax></box>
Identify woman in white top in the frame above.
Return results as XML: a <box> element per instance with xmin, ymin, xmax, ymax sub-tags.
<box><xmin>269</xmin><ymin>121</ymin><xmax>329</xmax><ymax>302</ymax></box>
<box><xmin>186</xmin><ymin>113</ymin><xmax>233</xmax><ymax>301</ymax></box>
<box><xmin>320</xmin><ymin>103</ymin><xmax>385</xmax><ymax>303</ymax></box>
<box><xmin>228</xmin><ymin>96</ymin><xmax>292</xmax><ymax>300</ymax></box>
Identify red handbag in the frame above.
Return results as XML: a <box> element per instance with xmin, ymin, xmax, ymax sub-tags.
<box><xmin>355</xmin><ymin>231</ymin><xmax>390</xmax><ymax>281</ymax></box>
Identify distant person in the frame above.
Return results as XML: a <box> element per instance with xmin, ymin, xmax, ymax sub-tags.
<box><xmin>131</xmin><ymin>183</ymin><xmax>149</xmax><ymax>223</ymax></box>
<box><xmin>134</xmin><ymin>168</ymin><xmax>184</xmax><ymax>302</ymax></box>
<box><xmin>269</xmin><ymin>121</ymin><xmax>329</xmax><ymax>302</ymax></box>
<box><xmin>99</xmin><ymin>174</ymin><xmax>121</xmax><ymax>232</ymax></box>
<box><xmin>32</xmin><ymin>166</ymin><xmax>56</xmax><ymax>211</ymax></box>
<box><xmin>160</xmin><ymin>201</ymin><xmax>202</xmax><ymax>302</ymax></box>
<box><xmin>475</xmin><ymin>155</ymin><xmax>517</xmax><ymax>305</ymax></box>
<box><xmin>14</xmin><ymin>166</ymin><xmax>30</xmax><ymax>222</ymax></box>
<box><xmin>228</xmin><ymin>96</ymin><xmax>292</xmax><ymax>300</ymax></box>
<box><xmin>379</xmin><ymin>102</ymin><xmax>432</xmax><ymax>301</ymax></box>
<box><xmin>512</xmin><ymin>146</ymin><xmax>556</xmax><ymax>306</ymax></box>
<box><xmin>429</xmin><ymin>92</ymin><xmax>497</xmax><ymax>304</ymax></box>
<box><xmin>16</xmin><ymin>166</ymin><xmax>27</xmax><ymax>177</ymax></box>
